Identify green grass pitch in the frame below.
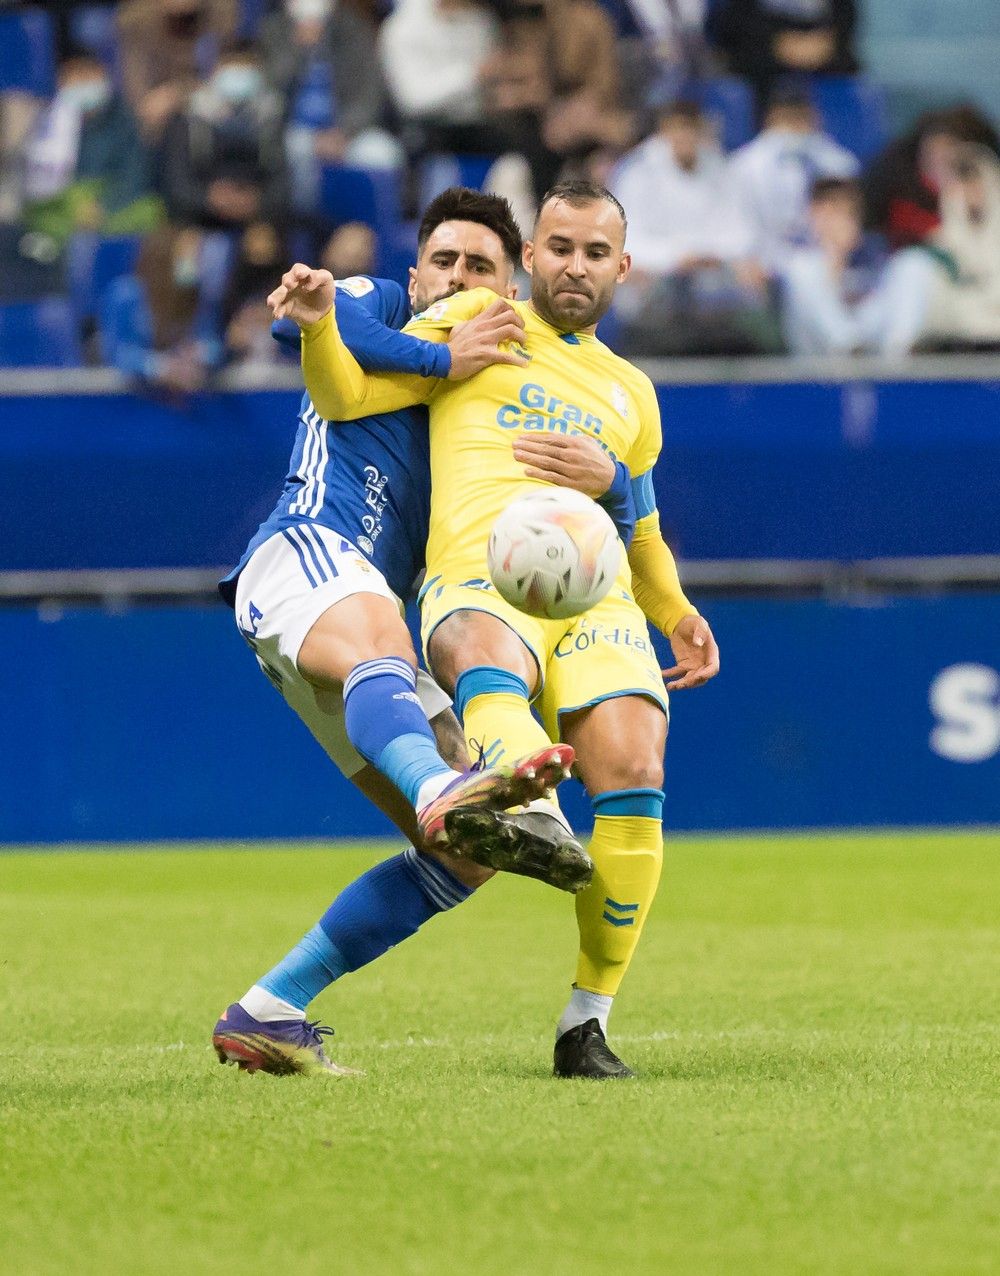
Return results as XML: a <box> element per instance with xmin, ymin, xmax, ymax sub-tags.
<box><xmin>2</xmin><ymin>830</ymin><xmax>997</xmax><ymax>1276</ymax></box>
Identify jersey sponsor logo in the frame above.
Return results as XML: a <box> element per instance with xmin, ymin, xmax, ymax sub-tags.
<box><xmin>495</xmin><ymin>382</ymin><xmax>617</xmax><ymax>458</ymax></box>
<box><xmin>611</xmin><ymin>383</ymin><xmax>628</xmax><ymax>417</ymax></box>
<box><xmin>335</xmin><ymin>276</ymin><xmax>375</xmax><ymax>297</ymax></box>
<box><xmin>554</xmin><ymin>620</ymin><xmax>654</xmax><ymax>659</ymax></box>
<box><xmin>361</xmin><ymin>464</ymin><xmax>388</xmax><ymax>547</ymax></box>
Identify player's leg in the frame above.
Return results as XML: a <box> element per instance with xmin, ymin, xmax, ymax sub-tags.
<box><xmin>250</xmin><ymin>530</ymin><xmax>570</xmax><ymax>845</ymax></box>
<box><xmin>554</xmin><ymin>695</ymin><xmax>666</xmax><ymax>1078</ymax></box>
<box><xmin>425</xmin><ymin>593</ymin><xmax>593</xmax><ymax>891</ymax></box>
<box><xmin>214</xmin><ymin>705</ymin><xmax>492</xmax><ymax>1076</ymax></box>
<box><xmin>538</xmin><ymin>598</ymin><xmax>670</xmax><ymax>1078</ymax></box>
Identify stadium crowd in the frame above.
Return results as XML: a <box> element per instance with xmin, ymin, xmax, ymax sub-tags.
<box><xmin>2</xmin><ymin>0</ymin><xmax>1000</xmax><ymax>383</ymax></box>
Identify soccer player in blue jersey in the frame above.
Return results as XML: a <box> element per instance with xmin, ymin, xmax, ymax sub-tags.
<box><xmin>212</xmin><ymin>188</ymin><xmax>639</xmax><ymax>1076</ymax></box>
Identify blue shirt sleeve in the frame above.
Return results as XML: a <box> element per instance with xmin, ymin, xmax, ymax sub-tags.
<box><xmin>596</xmin><ymin>460</ymin><xmax>637</xmax><ymax>548</ymax></box>
<box><xmin>268</xmin><ymin>276</ymin><xmax>451</xmax><ymax>377</ymax></box>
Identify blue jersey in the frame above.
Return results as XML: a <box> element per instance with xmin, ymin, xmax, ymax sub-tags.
<box><xmin>220</xmin><ymin>275</ymin><xmax>638</xmax><ymax>606</ymax></box>
<box><xmin>220</xmin><ymin>276</ymin><xmax>451</xmax><ymax>605</ymax></box>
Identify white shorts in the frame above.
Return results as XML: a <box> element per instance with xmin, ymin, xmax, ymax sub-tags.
<box><xmin>234</xmin><ymin>525</ymin><xmax>452</xmax><ymax>778</ymax></box>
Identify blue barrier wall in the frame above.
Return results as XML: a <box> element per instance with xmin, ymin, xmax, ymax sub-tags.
<box><xmin>2</xmin><ymin>378</ymin><xmax>999</xmax><ymax>569</ymax></box>
<box><xmin>4</xmin><ymin>593</ymin><xmax>998</xmax><ymax>843</ymax></box>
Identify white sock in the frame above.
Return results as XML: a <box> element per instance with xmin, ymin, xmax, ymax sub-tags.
<box><xmin>525</xmin><ymin>796</ymin><xmax>572</xmax><ymax>831</ymax></box>
<box><xmin>415</xmin><ymin>769</ymin><xmax>462</xmax><ymax>814</ymax></box>
<box><xmin>557</xmin><ymin>987</ymin><xmax>613</xmax><ymax>1038</ymax></box>
<box><xmin>240</xmin><ymin>985</ymin><xmax>306</xmax><ymax>1023</ymax></box>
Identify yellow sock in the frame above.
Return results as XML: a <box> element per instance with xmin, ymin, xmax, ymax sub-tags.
<box><xmin>461</xmin><ymin>691</ymin><xmax>552</xmax><ymax>767</ymax></box>
<box><xmin>575</xmin><ymin>813</ymin><xmax>664</xmax><ymax>996</ymax></box>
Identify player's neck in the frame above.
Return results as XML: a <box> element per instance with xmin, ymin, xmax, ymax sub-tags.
<box><xmin>525</xmin><ymin>300</ymin><xmax>597</xmax><ymax>338</ymax></box>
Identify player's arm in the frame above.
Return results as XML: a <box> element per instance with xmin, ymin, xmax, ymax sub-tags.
<box><xmin>269</xmin><ymin>268</ymin><xmax>526</xmax><ymax>419</ymax></box>
<box><xmin>626</xmin><ymin>378</ymin><xmax>720</xmax><ymax>690</ymax></box>
<box><xmin>511</xmin><ymin>434</ymin><xmax>637</xmax><ymax>546</ymax></box>
<box><xmin>270</xmin><ymin>287</ymin><xmax>451</xmax><ymax>377</ymax></box>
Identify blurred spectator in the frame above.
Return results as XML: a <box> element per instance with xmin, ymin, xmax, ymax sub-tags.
<box><xmin>863</xmin><ymin>106</ymin><xmax>1000</xmax><ymax>251</ymax></box>
<box><xmin>118</xmin><ymin>0</ymin><xmax>239</xmax><ymax>142</ymax></box>
<box><xmin>708</xmin><ymin>0</ymin><xmax>857</xmax><ymax>113</ymax></box>
<box><xmin>729</xmin><ymin>87</ymin><xmax>858</xmax><ymax>272</ymax></box>
<box><xmin>160</xmin><ymin>42</ymin><xmax>288</xmax><ymax>230</ymax></box>
<box><xmin>781</xmin><ymin>177</ymin><xmax>935</xmax><ymax>356</ymax></box>
<box><xmin>479</xmin><ymin>0</ymin><xmax>633</xmax><ymax>204</ymax></box>
<box><xmin>320</xmin><ymin>221</ymin><xmax>377</xmax><ymax>278</ymax></box>
<box><xmin>920</xmin><ymin>146</ymin><xmax>1000</xmax><ymax>352</ymax></box>
<box><xmin>616</xmin><ymin>0</ymin><xmax>714</xmax><ymax>110</ymax></box>
<box><xmin>611</xmin><ymin>100</ymin><xmax>778</xmax><ymax>355</ymax></box>
<box><xmin>613</xmin><ymin>100</ymin><xmax>754</xmax><ymax>271</ymax></box>
<box><xmin>379</xmin><ymin>0</ymin><xmax>501</xmax><ymax>137</ymax></box>
<box><xmin>260</xmin><ymin>0</ymin><xmax>401</xmax><ymax>214</ymax></box>
<box><xmin>538</xmin><ymin>0</ymin><xmax>632</xmax><ymax>155</ymax></box>
<box><xmin>222</xmin><ymin>220</ymin><xmax>291</xmax><ymax>365</ymax></box>
<box><xmin>98</xmin><ymin>223</ymin><xmax>224</xmax><ymax>392</ymax></box>
<box><xmin>20</xmin><ymin>52</ymin><xmax>162</xmax><ymax>256</ymax></box>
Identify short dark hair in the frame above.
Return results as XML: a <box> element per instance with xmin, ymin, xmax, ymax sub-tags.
<box><xmin>810</xmin><ymin>176</ymin><xmax>861</xmax><ymax>205</ymax></box>
<box><xmin>534</xmin><ymin>180</ymin><xmax>627</xmax><ymax>238</ymax></box>
<box><xmin>417</xmin><ymin>187</ymin><xmax>523</xmax><ymax>268</ymax></box>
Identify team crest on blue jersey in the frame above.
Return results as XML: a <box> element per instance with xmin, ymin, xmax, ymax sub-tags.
<box><xmin>336</xmin><ymin>276</ymin><xmax>375</xmax><ymax>298</ymax></box>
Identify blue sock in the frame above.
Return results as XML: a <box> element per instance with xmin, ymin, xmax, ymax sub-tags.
<box><xmin>258</xmin><ymin>849</ymin><xmax>472</xmax><ymax>1011</ymax></box>
<box><xmin>343</xmin><ymin>657</ymin><xmax>452</xmax><ymax>807</ymax></box>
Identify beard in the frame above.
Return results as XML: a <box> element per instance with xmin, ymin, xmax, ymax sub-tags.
<box><xmin>411</xmin><ymin>281</ymin><xmax>464</xmax><ymax>315</ymax></box>
<box><xmin>530</xmin><ymin>273</ymin><xmax>613</xmax><ymax>332</ymax></box>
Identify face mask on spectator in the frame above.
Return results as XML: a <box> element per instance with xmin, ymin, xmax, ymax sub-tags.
<box><xmin>287</xmin><ymin>0</ymin><xmax>332</xmax><ymax>20</ymax></box>
<box><xmin>173</xmin><ymin>255</ymin><xmax>200</xmax><ymax>288</ymax></box>
<box><xmin>212</xmin><ymin>65</ymin><xmax>264</xmax><ymax>105</ymax></box>
<box><xmin>60</xmin><ymin>78</ymin><xmax>112</xmax><ymax>115</ymax></box>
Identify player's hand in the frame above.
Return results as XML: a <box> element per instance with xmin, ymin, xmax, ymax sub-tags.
<box><xmin>512</xmin><ymin>433</ymin><xmax>615</xmax><ymax>498</ymax></box>
<box><xmin>446</xmin><ymin>299</ymin><xmax>529</xmax><ymax>379</ymax></box>
<box><xmin>267</xmin><ymin>263</ymin><xmax>335</xmax><ymax>328</ymax></box>
<box><xmin>661</xmin><ymin>614</ymin><xmax>720</xmax><ymax>691</ymax></box>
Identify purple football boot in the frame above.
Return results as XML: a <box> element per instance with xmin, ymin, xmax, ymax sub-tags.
<box><xmin>212</xmin><ymin>1002</ymin><xmax>359</xmax><ymax>1077</ymax></box>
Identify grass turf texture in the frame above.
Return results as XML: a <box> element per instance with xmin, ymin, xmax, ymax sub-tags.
<box><xmin>2</xmin><ymin>831</ymin><xmax>997</xmax><ymax>1276</ymax></box>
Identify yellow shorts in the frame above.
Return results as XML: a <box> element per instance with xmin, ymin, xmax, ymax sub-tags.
<box><xmin>419</xmin><ymin>575</ymin><xmax>668</xmax><ymax>739</ymax></box>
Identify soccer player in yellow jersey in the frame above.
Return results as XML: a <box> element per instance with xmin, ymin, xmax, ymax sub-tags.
<box><xmin>280</xmin><ymin>181</ymin><xmax>721</xmax><ymax>1078</ymax></box>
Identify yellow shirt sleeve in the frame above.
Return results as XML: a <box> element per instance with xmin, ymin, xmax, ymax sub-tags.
<box><xmin>403</xmin><ymin>287</ymin><xmax>502</xmax><ymax>337</ymax></box>
<box><xmin>624</xmin><ymin>374</ymin><xmax>698</xmax><ymax>637</ymax></box>
<box><xmin>300</xmin><ymin>307</ymin><xmax>433</xmax><ymax>421</ymax></box>
<box><xmin>300</xmin><ymin>287</ymin><xmax>505</xmax><ymax>420</ymax></box>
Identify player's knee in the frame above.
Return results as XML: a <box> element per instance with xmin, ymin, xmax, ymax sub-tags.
<box><xmin>592</xmin><ymin>755</ymin><xmax>664</xmax><ymax>794</ymax></box>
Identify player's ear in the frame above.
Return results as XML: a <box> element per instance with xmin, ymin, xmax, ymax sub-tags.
<box><xmin>407</xmin><ymin>266</ymin><xmax>418</xmax><ymax>306</ymax></box>
<box><xmin>616</xmin><ymin>252</ymin><xmax>632</xmax><ymax>284</ymax></box>
<box><xmin>522</xmin><ymin>240</ymin><xmax>534</xmax><ymax>273</ymax></box>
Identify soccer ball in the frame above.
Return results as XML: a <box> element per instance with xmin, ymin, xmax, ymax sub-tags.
<box><xmin>487</xmin><ymin>487</ymin><xmax>621</xmax><ymax>620</ymax></box>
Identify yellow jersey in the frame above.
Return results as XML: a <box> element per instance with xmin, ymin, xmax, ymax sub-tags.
<box><xmin>300</xmin><ymin>288</ymin><xmax>695</xmax><ymax>635</ymax></box>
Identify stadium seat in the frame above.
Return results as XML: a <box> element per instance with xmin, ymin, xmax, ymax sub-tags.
<box><xmin>67</xmin><ymin>6</ymin><xmax>121</xmax><ymax>77</ymax></box>
<box><xmin>238</xmin><ymin>0</ymin><xmax>268</xmax><ymax>39</ymax></box>
<box><xmin>0</xmin><ymin>297</ymin><xmax>83</xmax><ymax>368</ymax></box>
<box><xmin>690</xmin><ymin>76</ymin><xmax>756</xmax><ymax>152</ymax></box>
<box><xmin>419</xmin><ymin>153</ymin><xmax>496</xmax><ymax>208</ymax></box>
<box><xmin>66</xmin><ymin>233</ymin><xmax>143</xmax><ymax>322</ymax></box>
<box><xmin>809</xmin><ymin>75</ymin><xmax>890</xmax><ymax>164</ymax></box>
<box><xmin>319</xmin><ymin>164</ymin><xmax>405</xmax><ymax>278</ymax></box>
<box><xmin>0</xmin><ymin>10</ymin><xmax>56</xmax><ymax>96</ymax></box>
